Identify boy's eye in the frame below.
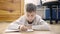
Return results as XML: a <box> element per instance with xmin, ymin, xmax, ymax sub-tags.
<box><xmin>27</xmin><ymin>15</ymin><xmax>29</xmax><ymax>17</ymax></box>
<box><xmin>31</xmin><ymin>15</ymin><xmax>33</xmax><ymax>16</ymax></box>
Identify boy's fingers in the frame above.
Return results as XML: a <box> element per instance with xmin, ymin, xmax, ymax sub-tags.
<box><xmin>20</xmin><ymin>25</ymin><xmax>28</xmax><ymax>31</ymax></box>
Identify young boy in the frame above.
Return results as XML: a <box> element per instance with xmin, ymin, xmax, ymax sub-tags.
<box><xmin>5</xmin><ymin>3</ymin><xmax>50</xmax><ymax>32</ymax></box>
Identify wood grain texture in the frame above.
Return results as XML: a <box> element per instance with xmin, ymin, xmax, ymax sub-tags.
<box><xmin>0</xmin><ymin>0</ymin><xmax>24</xmax><ymax>22</ymax></box>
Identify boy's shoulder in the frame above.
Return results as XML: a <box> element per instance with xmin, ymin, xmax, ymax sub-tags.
<box><xmin>17</xmin><ymin>15</ymin><xmax>26</xmax><ymax>20</ymax></box>
<box><xmin>35</xmin><ymin>14</ymin><xmax>42</xmax><ymax>22</ymax></box>
<box><xmin>36</xmin><ymin>14</ymin><xmax>41</xmax><ymax>19</ymax></box>
<box><xmin>20</xmin><ymin>15</ymin><xmax>26</xmax><ymax>18</ymax></box>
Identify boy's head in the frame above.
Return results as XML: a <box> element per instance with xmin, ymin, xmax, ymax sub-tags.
<box><xmin>25</xmin><ymin>3</ymin><xmax>36</xmax><ymax>22</ymax></box>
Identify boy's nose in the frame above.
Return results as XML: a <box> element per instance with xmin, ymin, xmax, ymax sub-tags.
<box><xmin>29</xmin><ymin>17</ymin><xmax>32</xmax><ymax>19</ymax></box>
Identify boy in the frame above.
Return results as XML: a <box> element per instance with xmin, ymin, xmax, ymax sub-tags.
<box><xmin>5</xmin><ymin>3</ymin><xmax>50</xmax><ymax>32</ymax></box>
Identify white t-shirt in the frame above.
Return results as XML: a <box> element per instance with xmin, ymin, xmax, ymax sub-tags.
<box><xmin>5</xmin><ymin>14</ymin><xmax>50</xmax><ymax>32</ymax></box>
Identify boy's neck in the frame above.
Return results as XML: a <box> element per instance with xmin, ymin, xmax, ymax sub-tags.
<box><xmin>27</xmin><ymin>20</ymin><xmax>34</xmax><ymax>24</ymax></box>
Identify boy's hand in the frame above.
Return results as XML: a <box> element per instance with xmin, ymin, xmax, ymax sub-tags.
<box><xmin>27</xmin><ymin>25</ymin><xmax>32</xmax><ymax>29</ymax></box>
<box><xmin>20</xmin><ymin>25</ymin><xmax>28</xmax><ymax>31</ymax></box>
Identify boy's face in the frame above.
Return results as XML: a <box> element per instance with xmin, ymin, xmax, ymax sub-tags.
<box><xmin>26</xmin><ymin>11</ymin><xmax>36</xmax><ymax>22</ymax></box>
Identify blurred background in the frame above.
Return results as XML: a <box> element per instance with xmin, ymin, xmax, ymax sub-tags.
<box><xmin>0</xmin><ymin>0</ymin><xmax>60</xmax><ymax>34</ymax></box>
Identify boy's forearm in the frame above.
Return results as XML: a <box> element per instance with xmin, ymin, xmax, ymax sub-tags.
<box><xmin>32</xmin><ymin>25</ymin><xmax>50</xmax><ymax>31</ymax></box>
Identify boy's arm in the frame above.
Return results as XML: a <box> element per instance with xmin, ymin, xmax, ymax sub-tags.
<box><xmin>32</xmin><ymin>18</ymin><xmax>51</xmax><ymax>31</ymax></box>
<box><xmin>5</xmin><ymin>16</ymin><xmax>25</xmax><ymax>32</ymax></box>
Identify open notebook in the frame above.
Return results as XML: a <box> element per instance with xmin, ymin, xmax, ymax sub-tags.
<box><xmin>5</xmin><ymin>29</ymin><xmax>34</xmax><ymax>32</ymax></box>
<box><xmin>5</xmin><ymin>29</ymin><xmax>19</xmax><ymax>32</ymax></box>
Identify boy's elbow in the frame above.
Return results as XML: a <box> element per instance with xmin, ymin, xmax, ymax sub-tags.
<box><xmin>40</xmin><ymin>24</ymin><xmax>51</xmax><ymax>31</ymax></box>
<box><xmin>44</xmin><ymin>25</ymin><xmax>51</xmax><ymax>31</ymax></box>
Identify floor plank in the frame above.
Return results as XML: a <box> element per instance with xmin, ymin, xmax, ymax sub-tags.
<box><xmin>0</xmin><ymin>22</ymin><xmax>60</xmax><ymax>34</ymax></box>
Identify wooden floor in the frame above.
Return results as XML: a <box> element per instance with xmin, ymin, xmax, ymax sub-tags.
<box><xmin>0</xmin><ymin>22</ymin><xmax>60</xmax><ymax>34</ymax></box>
